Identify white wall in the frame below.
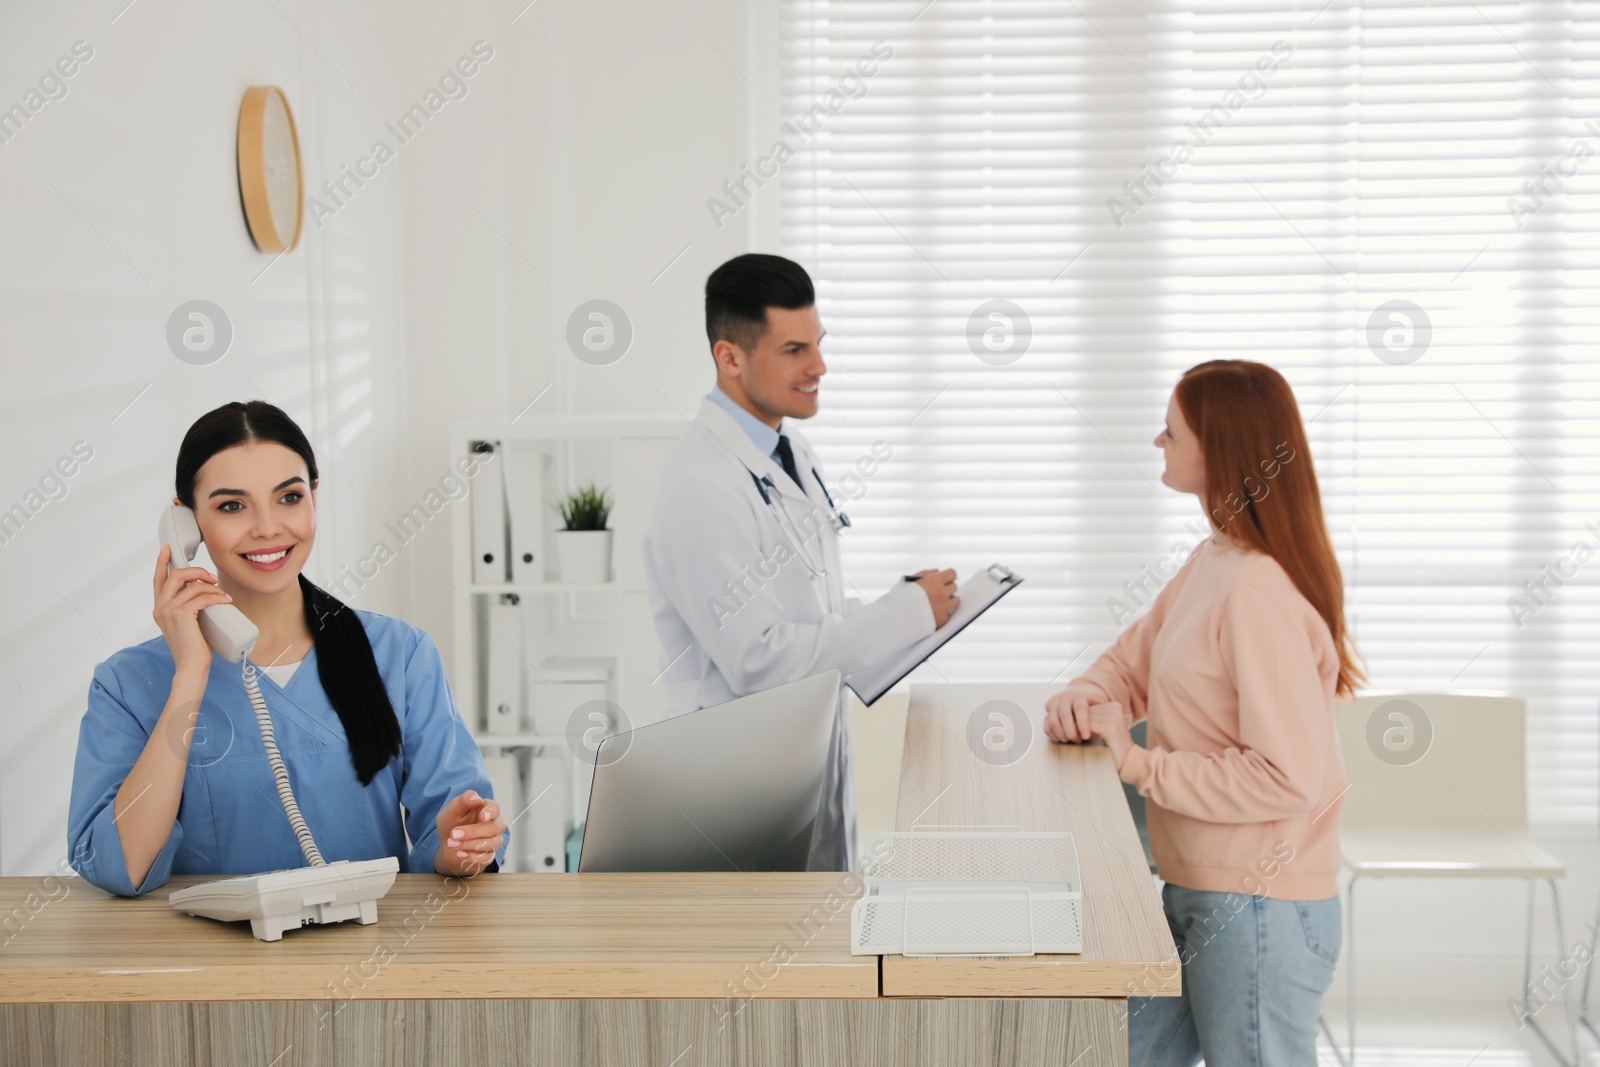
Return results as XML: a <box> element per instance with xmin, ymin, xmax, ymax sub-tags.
<box><xmin>391</xmin><ymin>0</ymin><xmax>753</xmax><ymax>658</ymax></box>
<box><xmin>0</xmin><ymin>0</ymin><xmax>410</xmax><ymax>874</ymax></box>
<box><xmin>0</xmin><ymin>0</ymin><xmax>758</xmax><ymax>875</ymax></box>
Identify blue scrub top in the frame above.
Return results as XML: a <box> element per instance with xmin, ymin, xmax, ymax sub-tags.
<box><xmin>68</xmin><ymin>611</ymin><xmax>502</xmax><ymax>897</ymax></box>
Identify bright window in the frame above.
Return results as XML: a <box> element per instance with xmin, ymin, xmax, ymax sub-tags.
<box><xmin>774</xmin><ymin>0</ymin><xmax>1600</xmax><ymax>824</ymax></box>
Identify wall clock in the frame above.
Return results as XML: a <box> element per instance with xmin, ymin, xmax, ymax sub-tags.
<box><xmin>237</xmin><ymin>86</ymin><xmax>303</xmax><ymax>253</ymax></box>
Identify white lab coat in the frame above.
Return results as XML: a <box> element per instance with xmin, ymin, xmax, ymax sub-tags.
<box><xmin>643</xmin><ymin>397</ymin><xmax>936</xmax><ymax>871</ymax></box>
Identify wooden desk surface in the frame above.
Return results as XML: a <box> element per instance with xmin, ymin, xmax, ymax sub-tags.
<box><xmin>884</xmin><ymin>682</ymin><xmax>1180</xmax><ymax>998</ymax></box>
<box><xmin>0</xmin><ymin>871</ymin><xmax>875</xmax><ymax>1003</ymax></box>
<box><xmin>3</xmin><ymin>683</ymin><xmax>1175</xmax><ymax>1009</ymax></box>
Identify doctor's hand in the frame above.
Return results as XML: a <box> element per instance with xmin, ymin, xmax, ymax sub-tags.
<box><xmin>433</xmin><ymin>790</ymin><xmax>506</xmax><ymax>877</ymax></box>
<box><xmin>913</xmin><ymin>568</ymin><xmax>960</xmax><ymax>628</ymax></box>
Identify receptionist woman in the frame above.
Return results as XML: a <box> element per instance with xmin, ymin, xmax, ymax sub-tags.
<box><xmin>68</xmin><ymin>400</ymin><xmax>506</xmax><ymax>896</ymax></box>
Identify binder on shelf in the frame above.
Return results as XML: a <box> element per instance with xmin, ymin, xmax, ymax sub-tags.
<box><xmin>504</xmin><ymin>443</ymin><xmax>548</xmax><ymax>585</ymax></box>
<box><xmin>481</xmin><ymin>753</ymin><xmax>522</xmax><ymax>873</ymax></box>
<box><xmin>527</xmin><ymin>754</ymin><xmax>569</xmax><ymax>872</ymax></box>
<box><xmin>470</xmin><ymin>441</ymin><xmax>508</xmax><ymax>584</ymax></box>
<box><xmin>484</xmin><ymin>596</ymin><xmax>523</xmax><ymax>735</ymax></box>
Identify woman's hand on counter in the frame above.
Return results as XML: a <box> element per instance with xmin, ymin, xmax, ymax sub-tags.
<box><xmin>1085</xmin><ymin>702</ymin><xmax>1135</xmax><ymax>773</ymax></box>
<box><xmin>433</xmin><ymin>790</ymin><xmax>506</xmax><ymax>877</ymax></box>
<box><xmin>1044</xmin><ymin>687</ymin><xmax>1098</xmax><ymax>743</ymax></box>
<box><xmin>1046</xmin><ymin>690</ymin><xmax>1135</xmax><ymax>772</ymax></box>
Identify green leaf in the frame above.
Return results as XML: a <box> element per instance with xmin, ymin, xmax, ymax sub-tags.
<box><xmin>552</xmin><ymin>482</ymin><xmax>611</xmax><ymax>531</ymax></box>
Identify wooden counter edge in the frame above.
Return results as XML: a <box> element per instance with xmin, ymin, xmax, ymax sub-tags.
<box><xmin>881</xmin><ymin>956</ymin><xmax>1181</xmax><ymax>999</ymax></box>
<box><xmin>0</xmin><ymin>959</ymin><xmax>880</xmax><ymax>1004</ymax></box>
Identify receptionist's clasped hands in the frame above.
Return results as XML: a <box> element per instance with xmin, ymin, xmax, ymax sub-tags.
<box><xmin>434</xmin><ymin>790</ymin><xmax>506</xmax><ymax>877</ymax></box>
<box><xmin>1043</xmin><ymin>689</ymin><xmax>1135</xmax><ymax>773</ymax></box>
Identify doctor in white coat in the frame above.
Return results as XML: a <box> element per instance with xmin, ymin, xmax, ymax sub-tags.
<box><xmin>644</xmin><ymin>254</ymin><xmax>958</xmax><ymax>872</ymax></box>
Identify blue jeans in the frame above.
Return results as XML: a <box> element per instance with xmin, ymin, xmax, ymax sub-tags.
<box><xmin>1129</xmin><ymin>883</ymin><xmax>1341</xmax><ymax>1067</ymax></box>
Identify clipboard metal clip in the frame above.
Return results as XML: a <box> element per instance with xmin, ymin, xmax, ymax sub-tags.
<box><xmin>986</xmin><ymin>563</ymin><xmax>1017</xmax><ymax>584</ymax></box>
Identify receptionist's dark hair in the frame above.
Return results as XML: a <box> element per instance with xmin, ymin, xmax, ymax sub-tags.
<box><xmin>175</xmin><ymin>400</ymin><xmax>402</xmax><ymax>786</ymax></box>
<box><xmin>704</xmin><ymin>253</ymin><xmax>815</xmax><ymax>354</ymax></box>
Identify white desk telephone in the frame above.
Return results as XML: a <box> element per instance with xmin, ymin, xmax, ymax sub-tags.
<box><xmin>157</xmin><ymin>504</ymin><xmax>397</xmax><ymax>941</ymax></box>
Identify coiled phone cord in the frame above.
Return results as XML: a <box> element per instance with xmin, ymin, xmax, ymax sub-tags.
<box><xmin>241</xmin><ymin>661</ymin><xmax>327</xmax><ymax>867</ymax></box>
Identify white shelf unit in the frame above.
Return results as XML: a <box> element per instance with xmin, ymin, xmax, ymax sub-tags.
<box><xmin>448</xmin><ymin>416</ymin><xmax>684</xmax><ymax>873</ymax></box>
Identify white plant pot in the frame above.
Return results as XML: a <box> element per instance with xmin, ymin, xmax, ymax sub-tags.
<box><xmin>556</xmin><ymin>529</ymin><xmax>612</xmax><ymax>584</ymax></box>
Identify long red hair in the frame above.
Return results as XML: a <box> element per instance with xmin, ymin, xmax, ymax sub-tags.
<box><xmin>1175</xmin><ymin>360</ymin><xmax>1363</xmax><ymax>697</ymax></box>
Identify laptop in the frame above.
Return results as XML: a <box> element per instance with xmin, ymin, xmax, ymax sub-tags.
<box><xmin>577</xmin><ymin>670</ymin><xmax>841</xmax><ymax>873</ymax></box>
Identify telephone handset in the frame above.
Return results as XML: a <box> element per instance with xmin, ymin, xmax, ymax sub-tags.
<box><xmin>158</xmin><ymin>505</ymin><xmax>259</xmax><ymax>663</ymax></box>
<box><xmin>157</xmin><ymin>502</ymin><xmax>398</xmax><ymax>940</ymax></box>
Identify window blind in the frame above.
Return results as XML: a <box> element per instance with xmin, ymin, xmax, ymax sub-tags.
<box><xmin>774</xmin><ymin>0</ymin><xmax>1600</xmax><ymax>824</ymax></box>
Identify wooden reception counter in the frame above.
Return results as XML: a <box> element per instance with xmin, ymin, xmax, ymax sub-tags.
<box><xmin>0</xmin><ymin>683</ymin><xmax>1177</xmax><ymax>1067</ymax></box>
<box><xmin>886</xmin><ymin>683</ymin><xmax>1180</xmax><ymax>999</ymax></box>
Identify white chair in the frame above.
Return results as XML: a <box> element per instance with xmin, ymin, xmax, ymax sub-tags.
<box><xmin>1584</xmin><ymin>896</ymin><xmax>1600</xmax><ymax>1045</ymax></box>
<box><xmin>1324</xmin><ymin>692</ymin><xmax>1574</xmax><ymax>1066</ymax></box>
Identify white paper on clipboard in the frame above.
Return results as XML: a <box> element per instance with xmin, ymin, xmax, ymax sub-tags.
<box><xmin>844</xmin><ymin>564</ymin><xmax>1024</xmax><ymax>706</ymax></box>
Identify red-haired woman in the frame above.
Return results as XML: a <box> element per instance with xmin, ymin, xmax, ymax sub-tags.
<box><xmin>1045</xmin><ymin>360</ymin><xmax>1360</xmax><ymax>1066</ymax></box>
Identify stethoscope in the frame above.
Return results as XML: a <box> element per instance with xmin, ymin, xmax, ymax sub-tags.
<box><xmin>748</xmin><ymin>465</ymin><xmax>850</xmax><ymax>579</ymax></box>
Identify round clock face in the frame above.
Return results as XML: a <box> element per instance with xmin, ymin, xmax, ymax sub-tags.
<box><xmin>259</xmin><ymin>91</ymin><xmax>299</xmax><ymax>247</ymax></box>
<box><xmin>238</xmin><ymin>86</ymin><xmax>303</xmax><ymax>253</ymax></box>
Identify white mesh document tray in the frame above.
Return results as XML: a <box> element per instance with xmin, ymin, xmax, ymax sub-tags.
<box><xmin>850</xmin><ymin>831</ymin><xmax>1083</xmax><ymax>957</ymax></box>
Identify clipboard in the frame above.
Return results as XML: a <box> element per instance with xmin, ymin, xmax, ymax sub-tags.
<box><xmin>844</xmin><ymin>564</ymin><xmax>1025</xmax><ymax>706</ymax></box>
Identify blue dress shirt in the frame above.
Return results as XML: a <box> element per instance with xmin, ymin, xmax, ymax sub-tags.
<box><xmin>709</xmin><ymin>385</ymin><xmax>782</xmax><ymax>458</ymax></box>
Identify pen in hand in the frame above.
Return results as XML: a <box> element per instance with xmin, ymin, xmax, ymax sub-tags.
<box><xmin>903</xmin><ymin>568</ymin><xmax>960</xmax><ymax>629</ymax></box>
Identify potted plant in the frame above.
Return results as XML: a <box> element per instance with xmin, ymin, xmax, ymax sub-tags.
<box><xmin>553</xmin><ymin>483</ymin><xmax>613</xmax><ymax>583</ymax></box>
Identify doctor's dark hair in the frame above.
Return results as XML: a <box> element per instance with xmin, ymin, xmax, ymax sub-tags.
<box><xmin>704</xmin><ymin>253</ymin><xmax>815</xmax><ymax>353</ymax></box>
<box><xmin>174</xmin><ymin>401</ymin><xmax>403</xmax><ymax>786</ymax></box>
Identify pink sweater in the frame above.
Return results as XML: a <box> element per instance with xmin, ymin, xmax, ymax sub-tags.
<box><xmin>1073</xmin><ymin>533</ymin><xmax>1345</xmax><ymax>900</ymax></box>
